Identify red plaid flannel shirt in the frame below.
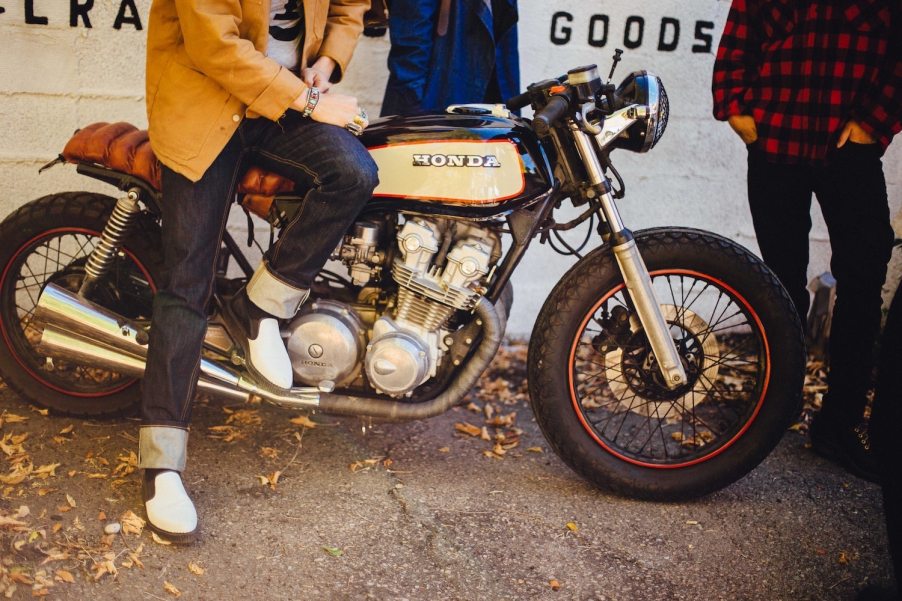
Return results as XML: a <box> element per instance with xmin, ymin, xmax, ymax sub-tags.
<box><xmin>712</xmin><ymin>0</ymin><xmax>901</xmax><ymax>164</ymax></box>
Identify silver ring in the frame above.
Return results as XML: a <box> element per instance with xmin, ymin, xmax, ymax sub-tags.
<box><xmin>345</xmin><ymin>122</ymin><xmax>364</xmax><ymax>136</ymax></box>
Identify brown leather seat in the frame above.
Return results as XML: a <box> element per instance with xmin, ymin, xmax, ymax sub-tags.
<box><xmin>61</xmin><ymin>122</ymin><xmax>296</xmax><ymax>200</ymax></box>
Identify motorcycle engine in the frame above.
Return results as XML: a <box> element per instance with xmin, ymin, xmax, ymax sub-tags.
<box><xmin>284</xmin><ymin>217</ymin><xmax>499</xmax><ymax>396</ymax></box>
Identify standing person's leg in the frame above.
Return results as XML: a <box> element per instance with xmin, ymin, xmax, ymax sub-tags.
<box><xmin>224</xmin><ymin>114</ymin><xmax>378</xmax><ymax>387</ymax></box>
<box><xmin>872</xmin><ymin>285</ymin><xmax>902</xmax><ymax>597</ymax></box>
<box><xmin>139</xmin><ymin>133</ymin><xmax>244</xmax><ymax>542</ymax></box>
<box><xmin>811</xmin><ymin>142</ymin><xmax>893</xmax><ymax>480</ymax></box>
<box><xmin>746</xmin><ymin>145</ymin><xmax>815</xmax><ymax>322</ymax></box>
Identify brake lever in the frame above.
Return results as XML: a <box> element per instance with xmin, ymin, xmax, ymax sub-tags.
<box><xmin>579</xmin><ymin>104</ymin><xmax>602</xmax><ymax>135</ymax></box>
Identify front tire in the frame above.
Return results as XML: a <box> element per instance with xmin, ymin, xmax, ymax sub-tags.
<box><xmin>0</xmin><ymin>192</ymin><xmax>162</xmax><ymax>416</ymax></box>
<box><xmin>528</xmin><ymin>228</ymin><xmax>805</xmax><ymax>500</ymax></box>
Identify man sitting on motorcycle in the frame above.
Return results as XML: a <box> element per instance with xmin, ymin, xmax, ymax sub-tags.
<box><xmin>140</xmin><ymin>0</ymin><xmax>377</xmax><ymax>543</ymax></box>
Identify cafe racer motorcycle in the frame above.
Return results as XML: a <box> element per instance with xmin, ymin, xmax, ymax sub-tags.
<box><xmin>0</xmin><ymin>60</ymin><xmax>805</xmax><ymax>500</ymax></box>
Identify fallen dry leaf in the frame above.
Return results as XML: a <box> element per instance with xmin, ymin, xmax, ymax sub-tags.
<box><xmin>188</xmin><ymin>562</ymin><xmax>205</xmax><ymax>576</ymax></box>
<box><xmin>289</xmin><ymin>415</ymin><xmax>317</xmax><ymax>429</ymax></box>
<box><xmin>225</xmin><ymin>409</ymin><xmax>262</xmax><ymax>426</ymax></box>
<box><xmin>207</xmin><ymin>425</ymin><xmax>246</xmax><ymax>442</ymax></box>
<box><xmin>33</xmin><ymin>463</ymin><xmax>61</xmax><ymax>479</ymax></box>
<box><xmin>0</xmin><ymin>515</ymin><xmax>28</xmax><ymax>530</ymax></box>
<box><xmin>65</xmin><ymin>494</ymin><xmax>76</xmax><ymax>508</ymax></box>
<box><xmin>121</xmin><ymin>543</ymin><xmax>145</xmax><ymax>569</ymax></box>
<box><xmin>120</xmin><ymin>510</ymin><xmax>145</xmax><ymax>536</ymax></box>
<box><xmin>113</xmin><ymin>451</ymin><xmax>138</xmax><ymax>478</ymax></box>
<box><xmin>454</xmin><ymin>422</ymin><xmax>482</xmax><ymax>437</ymax></box>
<box><xmin>54</xmin><ymin>570</ymin><xmax>75</xmax><ymax>584</ymax></box>
<box><xmin>0</xmin><ymin>411</ymin><xmax>28</xmax><ymax>425</ymax></box>
<box><xmin>163</xmin><ymin>581</ymin><xmax>182</xmax><ymax>597</ymax></box>
<box><xmin>258</xmin><ymin>471</ymin><xmax>282</xmax><ymax>489</ymax></box>
<box><xmin>92</xmin><ymin>557</ymin><xmax>118</xmax><ymax>581</ymax></box>
<box><xmin>565</xmin><ymin>522</ymin><xmax>578</xmax><ymax>533</ymax></box>
<box><xmin>152</xmin><ymin>532</ymin><xmax>172</xmax><ymax>546</ymax></box>
<box><xmin>549</xmin><ymin>578</ymin><xmax>562</xmax><ymax>591</ymax></box>
<box><xmin>259</xmin><ymin>447</ymin><xmax>280</xmax><ymax>459</ymax></box>
<box><xmin>0</xmin><ymin>462</ymin><xmax>33</xmax><ymax>485</ymax></box>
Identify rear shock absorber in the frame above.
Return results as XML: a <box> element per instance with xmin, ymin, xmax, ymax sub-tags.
<box><xmin>78</xmin><ymin>187</ymin><xmax>143</xmax><ymax>297</ymax></box>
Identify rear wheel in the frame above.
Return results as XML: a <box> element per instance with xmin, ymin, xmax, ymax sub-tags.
<box><xmin>0</xmin><ymin>192</ymin><xmax>162</xmax><ymax>416</ymax></box>
<box><xmin>528</xmin><ymin>228</ymin><xmax>805</xmax><ymax>500</ymax></box>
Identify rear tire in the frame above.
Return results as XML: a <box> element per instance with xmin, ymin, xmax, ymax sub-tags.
<box><xmin>0</xmin><ymin>192</ymin><xmax>162</xmax><ymax>416</ymax></box>
<box><xmin>528</xmin><ymin>228</ymin><xmax>806</xmax><ymax>500</ymax></box>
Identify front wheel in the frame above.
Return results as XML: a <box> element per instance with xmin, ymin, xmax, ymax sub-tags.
<box><xmin>528</xmin><ymin>228</ymin><xmax>806</xmax><ymax>500</ymax></box>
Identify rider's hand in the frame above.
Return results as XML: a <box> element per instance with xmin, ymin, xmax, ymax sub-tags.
<box><xmin>728</xmin><ymin>114</ymin><xmax>758</xmax><ymax>145</ymax></box>
<box><xmin>836</xmin><ymin>120</ymin><xmax>875</xmax><ymax>147</ymax></box>
<box><xmin>293</xmin><ymin>90</ymin><xmax>364</xmax><ymax>130</ymax></box>
<box><xmin>301</xmin><ymin>56</ymin><xmax>337</xmax><ymax>93</ymax></box>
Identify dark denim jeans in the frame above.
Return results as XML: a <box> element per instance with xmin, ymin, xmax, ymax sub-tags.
<box><xmin>746</xmin><ymin>142</ymin><xmax>893</xmax><ymax>429</ymax></box>
<box><xmin>138</xmin><ymin>114</ymin><xmax>377</xmax><ymax>470</ymax></box>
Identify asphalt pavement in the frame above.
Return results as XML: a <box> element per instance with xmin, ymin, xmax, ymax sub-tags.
<box><xmin>0</xmin><ymin>350</ymin><xmax>895</xmax><ymax>601</ymax></box>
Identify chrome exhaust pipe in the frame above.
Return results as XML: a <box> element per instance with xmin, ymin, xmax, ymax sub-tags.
<box><xmin>34</xmin><ymin>283</ymin><xmax>502</xmax><ymax>420</ymax></box>
<box><xmin>33</xmin><ymin>284</ymin><xmax>319</xmax><ymax>406</ymax></box>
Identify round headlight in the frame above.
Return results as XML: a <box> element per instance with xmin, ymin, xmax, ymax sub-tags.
<box><xmin>646</xmin><ymin>73</ymin><xmax>669</xmax><ymax>150</ymax></box>
<box><xmin>612</xmin><ymin>71</ymin><xmax>669</xmax><ymax>153</ymax></box>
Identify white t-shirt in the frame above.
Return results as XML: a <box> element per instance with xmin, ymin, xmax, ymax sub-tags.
<box><xmin>268</xmin><ymin>0</ymin><xmax>304</xmax><ymax>71</ymax></box>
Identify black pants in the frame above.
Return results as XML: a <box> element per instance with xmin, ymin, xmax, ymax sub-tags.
<box><xmin>138</xmin><ymin>114</ymin><xmax>378</xmax><ymax>470</ymax></box>
<box><xmin>746</xmin><ymin>142</ymin><xmax>892</xmax><ymax>427</ymax></box>
<box><xmin>873</xmin><ymin>286</ymin><xmax>902</xmax><ymax>590</ymax></box>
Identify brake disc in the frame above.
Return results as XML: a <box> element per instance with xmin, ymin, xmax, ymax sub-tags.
<box><xmin>603</xmin><ymin>305</ymin><xmax>720</xmax><ymax>421</ymax></box>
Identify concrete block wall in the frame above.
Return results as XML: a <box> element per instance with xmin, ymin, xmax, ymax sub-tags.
<box><xmin>1</xmin><ymin>0</ymin><xmax>899</xmax><ymax>335</ymax></box>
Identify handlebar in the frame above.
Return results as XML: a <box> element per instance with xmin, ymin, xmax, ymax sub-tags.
<box><xmin>505</xmin><ymin>73</ymin><xmax>569</xmax><ymax>113</ymax></box>
<box><xmin>505</xmin><ymin>91</ymin><xmax>532</xmax><ymax>112</ymax></box>
<box><xmin>532</xmin><ymin>93</ymin><xmax>572</xmax><ymax>136</ymax></box>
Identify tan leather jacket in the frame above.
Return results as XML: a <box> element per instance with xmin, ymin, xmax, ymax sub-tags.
<box><xmin>146</xmin><ymin>0</ymin><xmax>367</xmax><ymax>182</ymax></box>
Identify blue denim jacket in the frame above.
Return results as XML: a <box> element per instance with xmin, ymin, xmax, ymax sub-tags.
<box><xmin>381</xmin><ymin>0</ymin><xmax>520</xmax><ymax>116</ymax></box>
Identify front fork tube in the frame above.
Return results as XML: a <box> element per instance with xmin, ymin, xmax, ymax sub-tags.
<box><xmin>571</xmin><ymin>126</ymin><xmax>687</xmax><ymax>389</ymax></box>
<box><xmin>78</xmin><ymin>187</ymin><xmax>143</xmax><ymax>298</ymax></box>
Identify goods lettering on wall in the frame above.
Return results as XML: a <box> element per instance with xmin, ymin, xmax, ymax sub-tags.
<box><xmin>0</xmin><ymin>0</ymin><xmax>142</xmax><ymax>30</ymax></box>
<box><xmin>550</xmin><ymin>12</ymin><xmax>716</xmax><ymax>54</ymax></box>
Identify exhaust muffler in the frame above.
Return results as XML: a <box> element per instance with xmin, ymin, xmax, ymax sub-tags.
<box><xmin>34</xmin><ymin>283</ymin><xmax>320</xmax><ymax>407</ymax></box>
<box><xmin>33</xmin><ymin>283</ymin><xmax>502</xmax><ymax>420</ymax></box>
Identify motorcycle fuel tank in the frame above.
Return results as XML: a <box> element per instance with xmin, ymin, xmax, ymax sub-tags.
<box><xmin>360</xmin><ymin>112</ymin><xmax>554</xmax><ymax>219</ymax></box>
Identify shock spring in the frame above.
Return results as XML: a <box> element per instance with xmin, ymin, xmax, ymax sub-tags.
<box><xmin>79</xmin><ymin>188</ymin><xmax>142</xmax><ymax>296</ymax></box>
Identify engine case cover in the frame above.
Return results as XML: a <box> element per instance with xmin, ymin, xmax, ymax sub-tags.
<box><xmin>286</xmin><ymin>300</ymin><xmax>366</xmax><ymax>388</ymax></box>
<box><xmin>365</xmin><ymin>317</ymin><xmax>432</xmax><ymax>396</ymax></box>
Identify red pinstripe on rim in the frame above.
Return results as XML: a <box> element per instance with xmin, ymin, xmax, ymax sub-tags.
<box><xmin>0</xmin><ymin>227</ymin><xmax>156</xmax><ymax>398</ymax></box>
<box><xmin>567</xmin><ymin>269</ymin><xmax>771</xmax><ymax>469</ymax></box>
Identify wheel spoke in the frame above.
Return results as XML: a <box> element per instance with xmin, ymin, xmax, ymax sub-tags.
<box><xmin>1</xmin><ymin>229</ymin><xmax>153</xmax><ymax>397</ymax></box>
<box><xmin>569</xmin><ymin>267</ymin><xmax>771</xmax><ymax>466</ymax></box>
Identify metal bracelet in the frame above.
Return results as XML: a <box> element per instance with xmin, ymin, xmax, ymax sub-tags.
<box><xmin>302</xmin><ymin>86</ymin><xmax>320</xmax><ymax>118</ymax></box>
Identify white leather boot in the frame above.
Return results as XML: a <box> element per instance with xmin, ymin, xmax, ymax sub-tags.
<box><xmin>247</xmin><ymin>315</ymin><xmax>293</xmax><ymax>389</ymax></box>
<box><xmin>143</xmin><ymin>469</ymin><xmax>198</xmax><ymax>543</ymax></box>
<box><xmin>225</xmin><ymin>291</ymin><xmax>293</xmax><ymax>390</ymax></box>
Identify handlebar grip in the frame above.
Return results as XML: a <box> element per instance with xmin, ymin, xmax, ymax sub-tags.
<box><xmin>533</xmin><ymin>94</ymin><xmax>571</xmax><ymax>136</ymax></box>
<box><xmin>505</xmin><ymin>91</ymin><xmax>532</xmax><ymax>112</ymax></box>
